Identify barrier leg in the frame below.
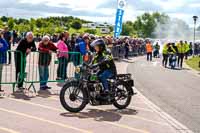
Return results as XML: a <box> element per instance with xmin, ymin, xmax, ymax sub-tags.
<box><xmin>27</xmin><ymin>82</ymin><xmax>37</xmax><ymax>93</ymax></box>
<box><xmin>12</xmin><ymin>84</ymin><xmax>15</xmax><ymax>93</ymax></box>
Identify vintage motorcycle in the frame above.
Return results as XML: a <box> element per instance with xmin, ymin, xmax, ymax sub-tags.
<box><xmin>60</xmin><ymin>62</ymin><xmax>135</xmax><ymax>113</ymax></box>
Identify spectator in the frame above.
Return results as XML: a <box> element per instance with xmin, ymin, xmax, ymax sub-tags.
<box><xmin>64</xmin><ymin>31</ymin><xmax>70</xmax><ymax>42</ymax></box>
<box><xmin>74</xmin><ymin>35</ymin><xmax>86</xmax><ymax>66</ymax></box>
<box><xmin>0</xmin><ymin>30</ymin><xmax>8</xmax><ymax>92</ymax></box>
<box><xmin>56</xmin><ymin>33</ymin><xmax>69</xmax><ymax>80</ymax></box>
<box><xmin>63</xmin><ymin>31</ymin><xmax>72</xmax><ymax>60</ymax></box>
<box><xmin>89</xmin><ymin>34</ymin><xmax>96</xmax><ymax>52</ymax></box>
<box><xmin>176</xmin><ymin>40</ymin><xmax>187</xmax><ymax>68</ymax></box>
<box><xmin>13</xmin><ymin>30</ymin><xmax>18</xmax><ymax>45</ymax></box>
<box><xmin>124</xmin><ymin>38</ymin><xmax>130</xmax><ymax>59</ymax></box>
<box><xmin>75</xmin><ymin>35</ymin><xmax>87</xmax><ymax>56</ymax></box>
<box><xmin>82</xmin><ymin>33</ymin><xmax>90</xmax><ymax>62</ymax></box>
<box><xmin>3</xmin><ymin>26</ymin><xmax>12</xmax><ymax>64</ymax></box>
<box><xmin>68</xmin><ymin>33</ymin><xmax>77</xmax><ymax>63</ymax></box>
<box><xmin>194</xmin><ymin>43</ymin><xmax>199</xmax><ymax>56</ymax></box>
<box><xmin>162</xmin><ymin>43</ymin><xmax>169</xmax><ymax>67</ymax></box>
<box><xmin>64</xmin><ymin>31</ymin><xmax>70</xmax><ymax>49</ymax></box>
<box><xmin>15</xmin><ymin>32</ymin><xmax>36</xmax><ymax>90</ymax></box>
<box><xmin>38</xmin><ymin>35</ymin><xmax>57</xmax><ymax>90</ymax></box>
<box><xmin>70</xmin><ymin>33</ymin><xmax>77</xmax><ymax>52</ymax></box>
<box><xmin>189</xmin><ymin>42</ymin><xmax>193</xmax><ymax>56</ymax></box>
<box><xmin>146</xmin><ymin>40</ymin><xmax>153</xmax><ymax>61</ymax></box>
<box><xmin>184</xmin><ymin>41</ymin><xmax>190</xmax><ymax>60</ymax></box>
<box><xmin>52</xmin><ymin>34</ymin><xmax>58</xmax><ymax>43</ymax></box>
<box><xmin>153</xmin><ymin>42</ymin><xmax>160</xmax><ymax>58</ymax></box>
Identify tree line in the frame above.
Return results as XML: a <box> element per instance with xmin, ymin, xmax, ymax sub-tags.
<box><xmin>0</xmin><ymin>16</ymin><xmax>89</xmax><ymax>35</ymax></box>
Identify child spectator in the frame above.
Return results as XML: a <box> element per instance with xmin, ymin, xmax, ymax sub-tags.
<box><xmin>56</xmin><ymin>33</ymin><xmax>69</xmax><ymax>80</ymax></box>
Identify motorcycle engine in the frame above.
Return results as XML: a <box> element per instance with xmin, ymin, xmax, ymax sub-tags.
<box><xmin>89</xmin><ymin>83</ymin><xmax>103</xmax><ymax>105</ymax></box>
<box><xmin>90</xmin><ymin>83</ymin><xmax>102</xmax><ymax>97</ymax></box>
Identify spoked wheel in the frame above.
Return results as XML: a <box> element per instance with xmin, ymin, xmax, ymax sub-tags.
<box><xmin>60</xmin><ymin>81</ymin><xmax>88</xmax><ymax>113</ymax></box>
<box><xmin>113</xmin><ymin>82</ymin><xmax>132</xmax><ymax>109</ymax></box>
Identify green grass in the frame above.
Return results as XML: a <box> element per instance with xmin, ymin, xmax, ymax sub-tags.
<box><xmin>186</xmin><ymin>56</ymin><xmax>200</xmax><ymax>71</ymax></box>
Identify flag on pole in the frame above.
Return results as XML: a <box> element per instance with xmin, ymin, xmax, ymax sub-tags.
<box><xmin>114</xmin><ymin>0</ymin><xmax>126</xmax><ymax>38</ymax></box>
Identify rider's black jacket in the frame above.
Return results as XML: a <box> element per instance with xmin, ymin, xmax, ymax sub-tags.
<box><xmin>92</xmin><ymin>50</ymin><xmax>117</xmax><ymax>76</ymax></box>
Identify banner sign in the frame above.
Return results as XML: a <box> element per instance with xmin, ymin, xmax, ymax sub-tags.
<box><xmin>114</xmin><ymin>0</ymin><xmax>126</xmax><ymax>38</ymax></box>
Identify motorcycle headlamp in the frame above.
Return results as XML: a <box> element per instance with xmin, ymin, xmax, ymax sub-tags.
<box><xmin>75</xmin><ymin>66</ymin><xmax>81</xmax><ymax>73</ymax></box>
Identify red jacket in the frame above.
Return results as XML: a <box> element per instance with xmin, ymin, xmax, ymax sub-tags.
<box><xmin>38</xmin><ymin>41</ymin><xmax>57</xmax><ymax>53</ymax></box>
<box><xmin>38</xmin><ymin>41</ymin><xmax>58</xmax><ymax>66</ymax></box>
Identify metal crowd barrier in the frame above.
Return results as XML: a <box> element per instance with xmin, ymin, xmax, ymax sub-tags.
<box><xmin>109</xmin><ymin>45</ymin><xmax>146</xmax><ymax>59</ymax></box>
<box><xmin>109</xmin><ymin>45</ymin><xmax>125</xmax><ymax>59</ymax></box>
<box><xmin>24</xmin><ymin>51</ymin><xmax>82</xmax><ymax>92</ymax></box>
<box><xmin>0</xmin><ymin>50</ymin><xmax>82</xmax><ymax>93</ymax></box>
<box><xmin>0</xmin><ymin>50</ymin><xmax>24</xmax><ymax>92</ymax></box>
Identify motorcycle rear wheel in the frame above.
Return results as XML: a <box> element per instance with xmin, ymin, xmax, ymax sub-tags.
<box><xmin>113</xmin><ymin>82</ymin><xmax>132</xmax><ymax>109</ymax></box>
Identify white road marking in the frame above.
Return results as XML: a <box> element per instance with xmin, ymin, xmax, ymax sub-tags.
<box><xmin>134</xmin><ymin>87</ymin><xmax>194</xmax><ymax>133</ymax></box>
<box><xmin>0</xmin><ymin>107</ymin><xmax>92</xmax><ymax>133</ymax></box>
<box><xmin>0</xmin><ymin>126</ymin><xmax>20</xmax><ymax>133</ymax></box>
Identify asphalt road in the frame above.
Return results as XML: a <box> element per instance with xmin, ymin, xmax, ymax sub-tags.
<box><xmin>0</xmin><ymin>60</ymin><xmax>179</xmax><ymax>133</ymax></box>
<box><xmin>127</xmin><ymin>57</ymin><xmax>200</xmax><ymax>133</ymax></box>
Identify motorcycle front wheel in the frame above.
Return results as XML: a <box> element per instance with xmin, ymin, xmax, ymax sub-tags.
<box><xmin>60</xmin><ymin>81</ymin><xmax>88</xmax><ymax>113</ymax></box>
<box><xmin>113</xmin><ymin>82</ymin><xmax>132</xmax><ymax>109</ymax></box>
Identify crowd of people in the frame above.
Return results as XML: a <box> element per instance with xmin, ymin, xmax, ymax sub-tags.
<box><xmin>0</xmin><ymin>26</ymin><xmax>200</xmax><ymax>92</ymax></box>
<box><xmin>162</xmin><ymin>41</ymin><xmax>195</xmax><ymax>69</ymax></box>
<box><xmin>145</xmin><ymin>40</ymin><xmax>200</xmax><ymax>69</ymax></box>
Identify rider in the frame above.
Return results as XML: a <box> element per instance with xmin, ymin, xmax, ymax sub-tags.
<box><xmin>90</xmin><ymin>39</ymin><xmax>117</xmax><ymax>94</ymax></box>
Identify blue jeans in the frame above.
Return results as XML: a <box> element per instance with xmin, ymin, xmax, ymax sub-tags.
<box><xmin>98</xmin><ymin>70</ymin><xmax>114</xmax><ymax>91</ymax></box>
<box><xmin>70</xmin><ymin>53</ymin><xmax>81</xmax><ymax>79</ymax></box>
<box><xmin>0</xmin><ymin>64</ymin><xmax>3</xmax><ymax>89</ymax></box>
<box><xmin>39</xmin><ymin>65</ymin><xmax>49</xmax><ymax>87</ymax></box>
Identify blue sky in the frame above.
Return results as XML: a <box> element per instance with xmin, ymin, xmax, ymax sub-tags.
<box><xmin>0</xmin><ymin>0</ymin><xmax>199</xmax><ymax>26</ymax></box>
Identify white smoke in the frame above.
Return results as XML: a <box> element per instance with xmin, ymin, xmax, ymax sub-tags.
<box><xmin>153</xmin><ymin>18</ymin><xmax>193</xmax><ymax>41</ymax></box>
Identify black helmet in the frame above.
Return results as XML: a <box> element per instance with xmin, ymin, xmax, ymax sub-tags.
<box><xmin>90</xmin><ymin>39</ymin><xmax>106</xmax><ymax>51</ymax></box>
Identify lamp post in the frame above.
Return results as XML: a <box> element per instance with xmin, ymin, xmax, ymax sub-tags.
<box><xmin>193</xmin><ymin>16</ymin><xmax>198</xmax><ymax>45</ymax></box>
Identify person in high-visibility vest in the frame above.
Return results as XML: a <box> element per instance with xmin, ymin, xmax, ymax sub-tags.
<box><xmin>146</xmin><ymin>40</ymin><xmax>153</xmax><ymax>61</ymax></box>
<box><xmin>176</xmin><ymin>40</ymin><xmax>187</xmax><ymax>68</ymax></box>
<box><xmin>184</xmin><ymin>41</ymin><xmax>190</xmax><ymax>60</ymax></box>
<box><xmin>162</xmin><ymin>43</ymin><xmax>169</xmax><ymax>67</ymax></box>
<box><xmin>153</xmin><ymin>42</ymin><xmax>160</xmax><ymax>58</ymax></box>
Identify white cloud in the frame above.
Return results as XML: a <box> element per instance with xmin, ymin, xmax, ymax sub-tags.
<box><xmin>1</xmin><ymin>0</ymin><xmax>199</xmax><ymax>26</ymax></box>
<box><xmin>19</xmin><ymin>0</ymin><xmax>107</xmax><ymax>10</ymax></box>
<box><xmin>188</xmin><ymin>3</ymin><xmax>200</xmax><ymax>8</ymax></box>
<box><xmin>149</xmin><ymin>0</ymin><xmax>187</xmax><ymax>10</ymax></box>
<box><xmin>124</xmin><ymin>5</ymin><xmax>143</xmax><ymax>22</ymax></box>
<box><xmin>168</xmin><ymin>13</ymin><xmax>191</xmax><ymax>20</ymax></box>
